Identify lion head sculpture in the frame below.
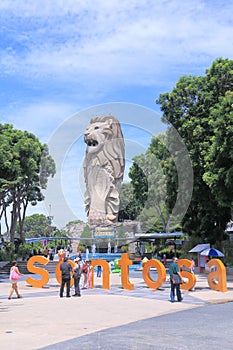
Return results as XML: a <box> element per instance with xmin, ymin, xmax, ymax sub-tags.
<box><xmin>83</xmin><ymin>116</ymin><xmax>125</xmax><ymax>226</ymax></box>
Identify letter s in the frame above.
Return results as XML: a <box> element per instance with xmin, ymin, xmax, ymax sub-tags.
<box><xmin>178</xmin><ymin>259</ymin><xmax>196</xmax><ymax>291</ymax></box>
<box><xmin>26</xmin><ymin>255</ymin><xmax>50</xmax><ymax>288</ymax></box>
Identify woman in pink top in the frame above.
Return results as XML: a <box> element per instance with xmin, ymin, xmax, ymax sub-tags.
<box><xmin>8</xmin><ymin>261</ymin><xmax>24</xmax><ymax>300</ymax></box>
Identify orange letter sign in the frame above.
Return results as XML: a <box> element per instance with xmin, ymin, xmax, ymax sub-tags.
<box><xmin>143</xmin><ymin>259</ymin><xmax>166</xmax><ymax>290</ymax></box>
<box><xmin>206</xmin><ymin>259</ymin><xmax>227</xmax><ymax>292</ymax></box>
<box><xmin>26</xmin><ymin>256</ymin><xmax>50</xmax><ymax>288</ymax></box>
<box><xmin>178</xmin><ymin>259</ymin><xmax>196</xmax><ymax>291</ymax></box>
<box><xmin>118</xmin><ymin>253</ymin><xmax>134</xmax><ymax>290</ymax></box>
<box><xmin>91</xmin><ymin>259</ymin><xmax>110</xmax><ymax>290</ymax></box>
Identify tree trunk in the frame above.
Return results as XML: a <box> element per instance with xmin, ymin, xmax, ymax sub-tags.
<box><xmin>10</xmin><ymin>201</ymin><xmax>18</xmax><ymax>243</ymax></box>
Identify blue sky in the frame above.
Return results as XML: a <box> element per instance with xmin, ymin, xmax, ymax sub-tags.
<box><xmin>1</xmin><ymin>0</ymin><xmax>233</xmax><ymax>228</ymax></box>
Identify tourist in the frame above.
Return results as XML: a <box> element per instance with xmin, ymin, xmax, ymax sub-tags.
<box><xmin>81</xmin><ymin>259</ymin><xmax>88</xmax><ymax>289</ymax></box>
<box><xmin>43</xmin><ymin>246</ymin><xmax>49</xmax><ymax>258</ymax></box>
<box><xmin>58</xmin><ymin>248</ymin><xmax>66</xmax><ymax>261</ymax></box>
<box><xmin>59</xmin><ymin>256</ymin><xmax>72</xmax><ymax>298</ymax></box>
<box><xmin>92</xmin><ymin>243</ymin><xmax>96</xmax><ymax>256</ymax></box>
<box><xmin>169</xmin><ymin>256</ymin><xmax>183</xmax><ymax>302</ymax></box>
<box><xmin>190</xmin><ymin>257</ymin><xmax>196</xmax><ymax>291</ymax></box>
<box><xmin>163</xmin><ymin>253</ymin><xmax>167</xmax><ymax>265</ymax></box>
<box><xmin>205</xmin><ymin>258</ymin><xmax>216</xmax><ymax>272</ymax></box>
<box><xmin>49</xmin><ymin>247</ymin><xmax>54</xmax><ymax>261</ymax></box>
<box><xmin>191</xmin><ymin>257</ymin><xmax>195</xmax><ymax>274</ymax></box>
<box><xmin>97</xmin><ymin>265</ymin><xmax>102</xmax><ymax>277</ymax></box>
<box><xmin>86</xmin><ymin>260</ymin><xmax>93</xmax><ymax>288</ymax></box>
<box><xmin>85</xmin><ymin>246</ymin><xmax>89</xmax><ymax>259</ymax></box>
<box><xmin>8</xmin><ymin>261</ymin><xmax>24</xmax><ymax>300</ymax></box>
<box><xmin>77</xmin><ymin>250</ymin><xmax>83</xmax><ymax>260</ymax></box>
<box><xmin>72</xmin><ymin>258</ymin><xmax>82</xmax><ymax>297</ymax></box>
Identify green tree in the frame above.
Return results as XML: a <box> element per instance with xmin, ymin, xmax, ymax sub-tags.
<box><xmin>157</xmin><ymin>58</ymin><xmax>233</xmax><ymax>244</ymax></box>
<box><xmin>0</xmin><ymin>124</ymin><xmax>56</xmax><ymax>242</ymax></box>
<box><xmin>148</xmin><ymin>134</ymin><xmax>178</xmax><ymax>214</ymax></box>
<box><xmin>66</xmin><ymin>219</ymin><xmax>84</xmax><ymax>226</ymax></box>
<box><xmin>119</xmin><ymin>182</ymin><xmax>141</xmax><ymax>221</ymax></box>
<box><xmin>16</xmin><ymin>213</ymin><xmax>59</xmax><ymax>238</ymax></box>
<box><xmin>116</xmin><ymin>224</ymin><xmax>127</xmax><ymax>248</ymax></box>
<box><xmin>132</xmin><ymin>150</ymin><xmax>168</xmax><ymax>232</ymax></box>
<box><xmin>203</xmin><ymin>91</ymin><xmax>233</xmax><ymax>208</ymax></box>
<box><xmin>119</xmin><ymin>163</ymin><xmax>149</xmax><ymax>222</ymax></box>
<box><xmin>128</xmin><ymin>162</ymin><xmax>148</xmax><ymax>207</ymax></box>
<box><xmin>126</xmin><ymin>134</ymin><xmax>181</xmax><ymax>233</ymax></box>
<box><xmin>80</xmin><ymin>225</ymin><xmax>92</xmax><ymax>247</ymax></box>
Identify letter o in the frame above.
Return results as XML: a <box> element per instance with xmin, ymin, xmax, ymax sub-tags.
<box><xmin>142</xmin><ymin>259</ymin><xmax>166</xmax><ymax>290</ymax></box>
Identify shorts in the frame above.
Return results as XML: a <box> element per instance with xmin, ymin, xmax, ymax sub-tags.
<box><xmin>9</xmin><ymin>279</ymin><xmax>17</xmax><ymax>284</ymax></box>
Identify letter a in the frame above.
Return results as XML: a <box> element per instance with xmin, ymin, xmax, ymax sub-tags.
<box><xmin>207</xmin><ymin>259</ymin><xmax>227</xmax><ymax>292</ymax></box>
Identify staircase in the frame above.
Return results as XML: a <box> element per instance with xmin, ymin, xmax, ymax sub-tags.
<box><xmin>41</xmin><ymin>261</ymin><xmax>58</xmax><ymax>274</ymax></box>
<box><xmin>0</xmin><ymin>261</ymin><xmax>12</xmax><ymax>275</ymax></box>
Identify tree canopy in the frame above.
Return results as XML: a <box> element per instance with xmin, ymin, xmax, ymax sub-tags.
<box><xmin>0</xmin><ymin>124</ymin><xmax>56</xmax><ymax>242</ymax></box>
<box><xmin>122</xmin><ymin>133</ymin><xmax>184</xmax><ymax>233</ymax></box>
<box><xmin>119</xmin><ymin>181</ymin><xmax>143</xmax><ymax>221</ymax></box>
<box><xmin>80</xmin><ymin>224</ymin><xmax>92</xmax><ymax>247</ymax></box>
<box><xmin>121</xmin><ymin>58</ymin><xmax>232</xmax><ymax>244</ymax></box>
<box><xmin>203</xmin><ymin>91</ymin><xmax>233</xmax><ymax>208</ymax></box>
<box><xmin>156</xmin><ymin>58</ymin><xmax>233</xmax><ymax>244</ymax></box>
<box><xmin>16</xmin><ymin>213</ymin><xmax>60</xmax><ymax>238</ymax></box>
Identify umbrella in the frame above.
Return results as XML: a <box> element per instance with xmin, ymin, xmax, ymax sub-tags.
<box><xmin>200</xmin><ymin>248</ymin><xmax>224</xmax><ymax>257</ymax></box>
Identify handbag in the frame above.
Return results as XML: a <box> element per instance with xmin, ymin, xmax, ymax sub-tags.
<box><xmin>82</xmin><ymin>264</ymin><xmax>87</xmax><ymax>274</ymax></box>
<box><xmin>172</xmin><ymin>274</ymin><xmax>182</xmax><ymax>284</ymax></box>
<box><xmin>11</xmin><ymin>269</ymin><xmax>20</xmax><ymax>280</ymax></box>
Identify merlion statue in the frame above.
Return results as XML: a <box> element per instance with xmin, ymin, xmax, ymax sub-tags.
<box><xmin>83</xmin><ymin>115</ymin><xmax>125</xmax><ymax>226</ymax></box>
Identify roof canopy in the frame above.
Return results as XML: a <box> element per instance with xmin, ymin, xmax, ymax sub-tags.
<box><xmin>134</xmin><ymin>232</ymin><xmax>184</xmax><ymax>242</ymax></box>
<box><xmin>25</xmin><ymin>237</ymin><xmax>70</xmax><ymax>243</ymax></box>
<box><xmin>189</xmin><ymin>243</ymin><xmax>210</xmax><ymax>253</ymax></box>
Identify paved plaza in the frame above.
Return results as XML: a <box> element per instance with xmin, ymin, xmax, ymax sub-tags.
<box><xmin>1</xmin><ymin>271</ymin><xmax>233</xmax><ymax>349</ymax></box>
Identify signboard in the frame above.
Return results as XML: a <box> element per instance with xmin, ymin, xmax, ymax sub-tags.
<box><xmin>94</xmin><ymin>227</ymin><xmax>116</xmax><ymax>239</ymax></box>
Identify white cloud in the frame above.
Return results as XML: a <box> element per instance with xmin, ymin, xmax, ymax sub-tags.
<box><xmin>2</xmin><ymin>101</ymin><xmax>76</xmax><ymax>142</ymax></box>
<box><xmin>0</xmin><ymin>0</ymin><xmax>233</xmax><ymax>88</ymax></box>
